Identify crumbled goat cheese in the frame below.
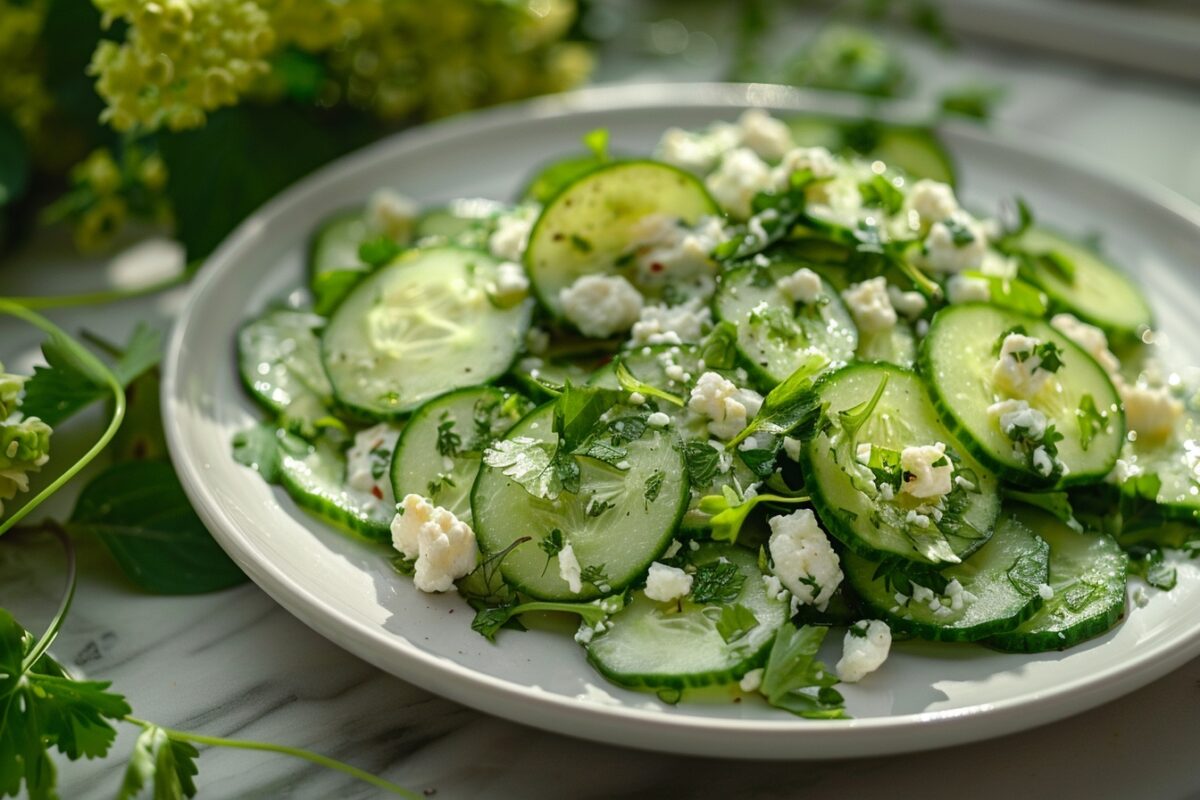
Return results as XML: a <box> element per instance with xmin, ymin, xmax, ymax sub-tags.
<box><xmin>842</xmin><ymin>277</ymin><xmax>897</xmax><ymax>335</ymax></box>
<box><xmin>630</xmin><ymin>297</ymin><xmax>711</xmax><ymax>346</ymax></box>
<box><xmin>628</xmin><ymin>392</ymin><xmax>646</xmax><ymax>405</ymax></box>
<box><xmin>1108</xmin><ymin>457</ymin><xmax>1142</xmax><ymax>484</ymax></box>
<box><xmin>628</xmin><ymin>214</ymin><xmax>725</xmax><ymax>288</ymax></box>
<box><xmin>767</xmin><ymin>509</ymin><xmax>843</xmax><ymax>610</ymax></box>
<box><xmin>782</xmin><ymin>436</ymin><xmax>803</xmax><ymax>463</ymax></box>
<box><xmin>655</xmin><ymin>124</ymin><xmax>740</xmax><ymax>174</ymax></box>
<box><xmin>738</xmin><ymin>668</ymin><xmax>764</xmax><ymax>693</ymax></box>
<box><xmin>646</xmin><ymin>411</ymin><xmax>671</xmax><ymax>428</ymax></box>
<box><xmin>644</xmin><ymin>562</ymin><xmax>694</xmax><ymax>603</ymax></box>
<box><xmin>1031</xmin><ymin>446</ymin><xmax>1054</xmax><ymax>476</ymax></box>
<box><xmin>345</xmin><ymin>423</ymin><xmax>400</xmax><ymax>503</ymax></box>
<box><xmin>980</xmin><ymin>250</ymin><xmax>1020</xmax><ymax>280</ymax></box>
<box><xmin>560</xmin><ymin>274</ymin><xmax>644</xmax><ymax>338</ymax></box>
<box><xmin>1038</xmin><ymin>583</ymin><xmax>1055</xmax><ymax>600</ymax></box>
<box><xmin>946</xmin><ymin>274</ymin><xmax>991</xmax><ymax>305</ymax></box>
<box><xmin>887</xmin><ymin>285</ymin><xmax>928</xmax><ymax>318</ymax></box>
<box><xmin>558</xmin><ymin>542</ymin><xmax>583</xmax><ymax>593</ymax></box>
<box><xmin>1051</xmin><ymin>313</ymin><xmax>1120</xmax><ymax>375</ymax></box>
<box><xmin>488</xmin><ymin>206</ymin><xmax>536</xmax><ymax>262</ymax></box>
<box><xmin>992</xmin><ymin>332</ymin><xmax>1053</xmax><ymax>399</ymax></box>
<box><xmin>924</xmin><ymin>213</ymin><xmax>988</xmax><ymax>273</ymax></box>
<box><xmin>771</xmin><ymin>145</ymin><xmax>839</xmax><ymax>188</ymax></box>
<box><xmin>807</xmin><ymin>176</ymin><xmax>864</xmax><ymax>228</ymax></box>
<box><xmin>367</xmin><ymin>188</ymin><xmax>418</xmax><ymax>241</ymax></box>
<box><xmin>737</xmin><ymin>109</ymin><xmax>793</xmax><ymax>160</ymax></box>
<box><xmin>906</xmin><ymin>509</ymin><xmax>931</xmax><ymax>528</ymax></box>
<box><xmin>706</xmin><ymin>147</ymin><xmax>773</xmax><ymax>219</ymax></box>
<box><xmin>836</xmin><ymin>620</ymin><xmax>891</xmax><ymax>683</ymax></box>
<box><xmin>988</xmin><ymin>398</ymin><xmax>1049</xmax><ymax>441</ymax></box>
<box><xmin>1133</xmin><ymin>586</ymin><xmax>1150</xmax><ymax>608</ymax></box>
<box><xmin>687</xmin><ymin>371</ymin><xmax>764</xmax><ymax>440</ymax></box>
<box><xmin>1122</xmin><ymin>383</ymin><xmax>1183</xmax><ymax>442</ymax></box>
<box><xmin>905</xmin><ymin>179</ymin><xmax>959</xmax><ymax>224</ymax></box>
<box><xmin>489</xmin><ymin>261</ymin><xmax>530</xmax><ymax>305</ymax></box>
<box><xmin>899</xmin><ymin>442</ymin><xmax>954</xmax><ymax>501</ymax></box>
<box><xmin>776</xmin><ymin>267</ymin><xmax>824</xmax><ymax>305</ymax></box>
<box><xmin>391</xmin><ymin>494</ymin><xmax>479</xmax><ymax>593</ymax></box>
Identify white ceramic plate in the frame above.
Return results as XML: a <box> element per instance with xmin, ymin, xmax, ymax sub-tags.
<box><xmin>163</xmin><ymin>83</ymin><xmax>1200</xmax><ymax>760</ymax></box>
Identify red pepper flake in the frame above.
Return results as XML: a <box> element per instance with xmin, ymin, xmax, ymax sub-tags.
<box><xmin>650</xmin><ymin>262</ymin><xmax>665</xmax><ymax>273</ymax></box>
<box><xmin>371</xmin><ymin>486</ymin><xmax>384</xmax><ymax>500</ymax></box>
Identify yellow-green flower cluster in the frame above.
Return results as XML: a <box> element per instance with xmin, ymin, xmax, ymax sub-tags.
<box><xmin>90</xmin><ymin>0</ymin><xmax>276</xmax><ymax>132</ymax></box>
<box><xmin>0</xmin><ymin>363</ymin><xmax>51</xmax><ymax>519</ymax></box>
<box><xmin>0</xmin><ymin>0</ymin><xmax>52</xmax><ymax>137</ymax></box>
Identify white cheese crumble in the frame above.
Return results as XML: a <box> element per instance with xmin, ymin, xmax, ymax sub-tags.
<box><xmin>687</xmin><ymin>371</ymin><xmax>764</xmax><ymax>440</ymax></box>
<box><xmin>644</xmin><ymin>562</ymin><xmax>694</xmax><ymax>603</ymax></box>
<box><xmin>737</xmin><ymin>109</ymin><xmax>793</xmax><ymax>160</ymax></box>
<box><xmin>646</xmin><ymin>411</ymin><xmax>671</xmax><ymax>428</ymax></box>
<box><xmin>345</xmin><ymin>423</ymin><xmax>401</xmax><ymax>503</ymax></box>
<box><xmin>738</xmin><ymin>668</ymin><xmax>764</xmax><ymax>693</ymax></box>
<box><xmin>899</xmin><ymin>442</ymin><xmax>954</xmax><ymax>501</ymax></box>
<box><xmin>706</xmin><ymin>147</ymin><xmax>773</xmax><ymax>219</ymax></box>
<box><xmin>1037</xmin><ymin>583</ymin><xmax>1055</xmax><ymax>600</ymax></box>
<box><xmin>782</xmin><ymin>436</ymin><xmax>803</xmax><ymax>463</ymax></box>
<box><xmin>841</xmin><ymin>276</ymin><xmax>897</xmax><ymax>335</ymax></box>
<box><xmin>776</xmin><ymin>267</ymin><xmax>824</xmax><ymax>305</ymax></box>
<box><xmin>923</xmin><ymin>213</ymin><xmax>987</xmax><ymax>273</ymax></box>
<box><xmin>771</xmin><ymin>145</ymin><xmax>838</xmax><ymax>188</ymax></box>
<box><xmin>391</xmin><ymin>494</ymin><xmax>478</xmax><ymax>593</ymax></box>
<box><xmin>767</xmin><ymin>509</ymin><xmax>843</xmax><ymax>610</ymax></box>
<box><xmin>905</xmin><ymin>179</ymin><xmax>959</xmax><ymax>225</ymax></box>
<box><xmin>987</xmin><ymin>398</ymin><xmax>1048</xmax><ymax>441</ymax></box>
<box><xmin>1031</xmin><ymin>446</ymin><xmax>1054</xmax><ymax>476</ymax></box>
<box><xmin>488</xmin><ymin>206</ymin><xmax>536</xmax><ymax>262</ymax></box>
<box><xmin>992</xmin><ymin>332</ymin><xmax>1053</xmax><ymax>399</ymax></box>
<box><xmin>1133</xmin><ymin>586</ymin><xmax>1150</xmax><ymax>608</ymax></box>
<box><xmin>488</xmin><ymin>261</ymin><xmax>530</xmax><ymax>305</ymax></box>
<box><xmin>835</xmin><ymin>620</ymin><xmax>891</xmax><ymax>683</ymax></box>
<box><xmin>367</xmin><ymin>188</ymin><xmax>418</xmax><ymax>241</ymax></box>
<box><xmin>1122</xmin><ymin>383</ymin><xmax>1183</xmax><ymax>442</ymax></box>
<box><xmin>629</xmin><ymin>297</ymin><xmax>711</xmax><ymax>346</ymax></box>
<box><xmin>655</xmin><ymin>124</ymin><xmax>740</xmax><ymax>174</ymax></box>
<box><xmin>558</xmin><ymin>542</ymin><xmax>583</xmax><ymax>594</ymax></box>
<box><xmin>559</xmin><ymin>274</ymin><xmax>644</xmax><ymax>338</ymax></box>
<box><xmin>1109</xmin><ymin>457</ymin><xmax>1142</xmax><ymax>484</ymax></box>
<box><xmin>1050</xmin><ymin>313</ymin><xmax>1120</xmax><ymax>375</ymax></box>
<box><xmin>886</xmin><ymin>285</ymin><xmax>928</xmax><ymax>318</ymax></box>
<box><xmin>946</xmin><ymin>274</ymin><xmax>991</xmax><ymax>305</ymax></box>
<box><xmin>628</xmin><ymin>214</ymin><xmax>725</xmax><ymax>288</ymax></box>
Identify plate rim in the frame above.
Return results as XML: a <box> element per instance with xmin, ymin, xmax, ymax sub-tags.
<box><xmin>162</xmin><ymin>81</ymin><xmax>1200</xmax><ymax>759</ymax></box>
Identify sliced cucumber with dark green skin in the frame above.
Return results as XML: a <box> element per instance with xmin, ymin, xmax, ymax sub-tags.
<box><xmin>713</xmin><ymin>261</ymin><xmax>857</xmax><ymax>387</ymax></box>
<box><xmin>321</xmin><ymin>246</ymin><xmax>533</xmax><ymax>419</ymax></box>
<box><xmin>525</xmin><ymin>160</ymin><xmax>719</xmax><ymax>319</ymax></box>
<box><xmin>414</xmin><ymin>197</ymin><xmax>505</xmax><ymax>248</ymax></box>
<box><xmin>800</xmin><ymin>363</ymin><xmax>1001</xmax><ymax>566</ymax></box>
<box><xmin>857</xmin><ymin>321</ymin><xmax>916</xmax><ymax>368</ymax></box>
<box><xmin>920</xmin><ymin>304</ymin><xmax>1125</xmax><ymax>488</ymax></box>
<box><xmin>390</xmin><ymin>386</ymin><xmax>531</xmax><ymax>523</ymax></box>
<box><xmin>237</xmin><ymin>308</ymin><xmax>333</xmax><ymax>436</ymax></box>
<box><xmin>278</xmin><ymin>431</ymin><xmax>395</xmax><ymax>542</ymax></box>
<box><xmin>472</xmin><ymin>403</ymin><xmax>688</xmax><ymax>601</ymax></box>
<box><xmin>1109</xmin><ymin>405</ymin><xmax>1200</xmax><ymax>523</ymax></box>
<box><xmin>309</xmin><ymin>208</ymin><xmax>370</xmax><ymax>280</ymax></box>
<box><xmin>1013</xmin><ymin>226</ymin><xmax>1152</xmax><ymax>341</ymax></box>
<box><xmin>844</xmin><ymin>513</ymin><xmax>1048</xmax><ymax>642</ymax></box>
<box><xmin>986</xmin><ymin>506</ymin><xmax>1127</xmax><ymax>653</ymax></box>
<box><xmin>585</xmin><ymin>543</ymin><xmax>789</xmax><ymax>691</ymax></box>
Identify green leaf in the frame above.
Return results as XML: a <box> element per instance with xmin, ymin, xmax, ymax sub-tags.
<box><xmin>715</xmin><ymin>603</ymin><xmax>759</xmax><ymax>644</ymax></box>
<box><xmin>68</xmin><ymin>460</ymin><xmax>247</xmax><ymax>594</ymax></box>
<box><xmin>690</xmin><ymin>560</ymin><xmax>746</xmax><ymax>605</ymax></box>
<box><xmin>615</xmin><ymin>360</ymin><xmax>684</xmax><ymax>407</ymax></box>
<box><xmin>470</xmin><ymin>596</ymin><xmax>622</xmax><ymax>642</ymax></box>
<box><xmin>0</xmin><ymin>114</ymin><xmax>30</xmax><ymax>208</ymax></box>
<box><xmin>1126</xmin><ymin>546</ymin><xmax>1177</xmax><ymax>591</ymax></box>
<box><xmin>554</xmin><ymin>382</ymin><xmax>623</xmax><ymax>451</ymax></box>
<box><xmin>837</xmin><ymin>372</ymin><xmax>889</xmax><ymax>442</ymax></box>
<box><xmin>1002</xmin><ymin>487</ymin><xmax>1080</xmax><ymax>531</ymax></box>
<box><xmin>118</xmin><ymin>724</ymin><xmax>200</xmax><ymax>800</ymax></box>
<box><xmin>759</xmin><ymin>623</ymin><xmax>846</xmax><ymax>718</ymax></box>
<box><xmin>680</xmin><ymin>440</ymin><xmax>722</xmax><ymax>486</ymax></box>
<box><xmin>582</xmin><ymin>128</ymin><xmax>610</xmax><ymax>161</ymax></box>
<box><xmin>457</xmin><ymin>536</ymin><xmax>531</xmax><ymax>608</ymax></box>
<box><xmin>358</xmin><ymin>236</ymin><xmax>402</xmax><ymax>268</ymax></box>
<box><xmin>962</xmin><ymin>271</ymin><xmax>1048</xmax><ymax>317</ymax></box>
<box><xmin>699</xmin><ymin>320</ymin><xmax>740</xmax><ymax>370</ymax></box>
<box><xmin>726</xmin><ymin>352</ymin><xmax>827</xmax><ymax>449</ymax></box>
<box><xmin>939</xmin><ymin>84</ymin><xmax>1005</xmax><ymax>121</ymax></box>
<box><xmin>160</xmin><ymin>105</ymin><xmax>373</xmax><ymax>259</ymax></box>
<box><xmin>231</xmin><ymin>423</ymin><xmax>288</xmax><ymax>483</ymax></box>
<box><xmin>698</xmin><ymin>487</ymin><xmax>809</xmax><ymax>544</ymax></box>
<box><xmin>1077</xmin><ymin>393</ymin><xmax>1106</xmax><ymax>452</ymax></box>
<box><xmin>482</xmin><ymin>437</ymin><xmax>560</xmax><ymax>500</ymax></box>
<box><xmin>312</xmin><ymin>269</ymin><xmax>365</xmax><ymax>316</ymax></box>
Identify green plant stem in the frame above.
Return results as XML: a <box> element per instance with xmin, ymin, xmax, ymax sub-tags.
<box><xmin>123</xmin><ymin>716</ymin><xmax>422</xmax><ymax>799</ymax></box>
<box><xmin>0</xmin><ymin>300</ymin><xmax>127</xmax><ymax>535</ymax></box>
<box><xmin>19</xmin><ymin>522</ymin><xmax>77</xmax><ymax>672</ymax></box>
<box><xmin>5</xmin><ymin>273</ymin><xmax>190</xmax><ymax>310</ymax></box>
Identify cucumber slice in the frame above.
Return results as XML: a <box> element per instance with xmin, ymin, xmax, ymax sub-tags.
<box><xmin>278</xmin><ymin>431</ymin><xmax>395</xmax><ymax>542</ymax></box>
<box><xmin>1014</xmin><ymin>227</ymin><xmax>1152</xmax><ymax>341</ymax></box>
<box><xmin>321</xmin><ymin>246</ymin><xmax>533</xmax><ymax>419</ymax></box>
<box><xmin>390</xmin><ymin>386</ymin><xmax>530</xmax><ymax>523</ymax></box>
<box><xmin>237</xmin><ymin>308</ymin><xmax>333</xmax><ymax>436</ymax></box>
<box><xmin>525</xmin><ymin>160</ymin><xmax>719</xmax><ymax>319</ymax></box>
<box><xmin>713</xmin><ymin>261</ymin><xmax>857</xmax><ymax>387</ymax></box>
<box><xmin>987</xmin><ymin>507</ymin><xmax>1127</xmax><ymax>652</ymax></box>
<box><xmin>857</xmin><ymin>321</ymin><xmax>916</xmax><ymax>369</ymax></box>
<box><xmin>309</xmin><ymin>208</ymin><xmax>370</xmax><ymax>280</ymax></box>
<box><xmin>585</xmin><ymin>543</ymin><xmax>789</xmax><ymax>691</ymax></box>
<box><xmin>1110</xmin><ymin>405</ymin><xmax>1200</xmax><ymax>522</ymax></box>
<box><xmin>844</xmin><ymin>513</ymin><xmax>1048</xmax><ymax>642</ymax></box>
<box><xmin>471</xmin><ymin>403</ymin><xmax>689</xmax><ymax>601</ymax></box>
<box><xmin>921</xmin><ymin>304</ymin><xmax>1124</xmax><ymax>488</ymax></box>
<box><xmin>800</xmin><ymin>363</ymin><xmax>1001</xmax><ymax>565</ymax></box>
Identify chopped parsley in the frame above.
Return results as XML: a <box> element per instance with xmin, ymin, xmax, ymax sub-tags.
<box><xmin>690</xmin><ymin>560</ymin><xmax>745</xmax><ymax>605</ymax></box>
<box><xmin>644</xmin><ymin>470</ymin><xmax>666</xmax><ymax>505</ymax></box>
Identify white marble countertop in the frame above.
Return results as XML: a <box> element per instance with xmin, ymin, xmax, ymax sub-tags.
<box><xmin>4</xmin><ymin>22</ymin><xmax>1200</xmax><ymax>800</ymax></box>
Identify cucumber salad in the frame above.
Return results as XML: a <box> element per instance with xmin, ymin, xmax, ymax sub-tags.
<box><xmin>234</xmin><ymin>108</ymin><xmax>1197</xmax><ymax>718</ymax></box>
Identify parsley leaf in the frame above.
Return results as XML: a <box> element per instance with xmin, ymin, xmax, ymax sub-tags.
<box><xmin>726</xmin><ymin>352</ymin><xmax>827</xmax><ymax>449</ymax></box>
<box><xmin>759</xmin><ymin>623</ymin><xmax>846</xmax><ymax>719</ymax></box>
<box><xmin>615</xmin><ymin>360</ymin><xmax>683</xmax><ymax>407</ymax></box>
<box><xmin>1126</xmin><ymin>544</ymin><xmax>1177</xmax><ymax>591</ymax></box>
<box><xmin>1077</xmin><ymin>393</ymin><xmax>1106</xmax><ymax>451</ymax></box>
<box><xmin>690</xmin><ymin>560</ymin><xmax>746</xmax><ymax>605</ymax></box>
<box><xmin>470</xmin><ymin>596</ymin><xmax>623</xmax><ymax>642</ymax></box>
<box><xmin>1035</xmin><ymin>341</ymin><xmax>1064</xmax><ymax>374</ymax></box>
<box><xmin>699</xmin><ymin>320</ymin><xmax>740</xmax><ymax>370</ymax></box>
<box><xmin>435</xmin><ymin>414</ymin><xmax>462</xmax><ymax>458</ymax></box>
<box><xmin>554</xmin><ymin>382</ymin><xmax>624</xmax><ymax>452</ymax></box>
<box><xmin>644</xmin><ymin>470</ymin><xmax>665</xmax><ymax>506</ymax></box>
<box><xmin>715</xmin><ymin>603</ymin><xmax>759</xmax><ymax>644</ymax></box>
<box><xmin>117</xmin><ymin>724</ymin><xmax>200</xmax><ymax>800</ymax></box>
<box><xmin>680</xmin><ymin>440</ymin><xmax>722</xmax><ymax>486</ymax></box>
<box><xmin>457</xmin><ymin>536</ymin><xmax>531</xmax><ymax>608</ymax></box>
<box><xmin>698</xmin><ymin>485</ymin><xmax>809</xmax><ymax>544</ymax></box>
<box><xmin>582</xmin><ymin>127</ymin><xmax>610</xmax><ymax>161</ymax></box>
<box><xmin>1002</xmin><ymin>487</ymin><xmax>1082</xmax><ymax>532</ymax></box>
<box><xmin>482</xmin><ymin>437</ymin><xmax>560</xmax><ymax>499</ymax></box>
<box><xmin>538</xmin><ymin>528</ymin><xmax>565</xmax><ymax>575</ymax></box>
<box><xmin>838</xmin><ymin>373</ymin><xmax>889</xmax><ymax>441</ymax></box>
<box><xmin>580</xmin><ymin>564</ymin><xmax>611</xmax><ymax>591</ymax></box>
<box><xmin>358</xmin><ymin>235</ymin><xmax>402</xmax><ymax>268</ymax></box>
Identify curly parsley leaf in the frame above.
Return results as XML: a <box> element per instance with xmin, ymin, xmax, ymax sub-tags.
<box><xmin>538</xmin><ymin>528</ymin><xmax>565</xmax><ymax>575</ymax></box>
<box><xmin>759</xmin><ymin>623</ymin><xmax>846</xmax><ymax>719</ymax></box>
<box><xmin>117</xmin><ymin>724</ymin><xmax>200</xmax><ymax>800</ymax></box>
